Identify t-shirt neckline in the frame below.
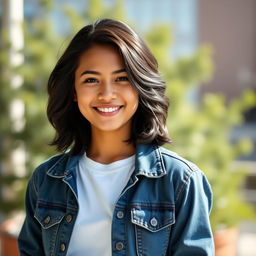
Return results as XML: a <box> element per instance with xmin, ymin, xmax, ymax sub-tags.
<box><xmin>83</xmin><ymin>154</ymin><xmax>135</xmax><ymax>173</ymax></box>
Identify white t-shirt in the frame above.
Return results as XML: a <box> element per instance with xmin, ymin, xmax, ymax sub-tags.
<box><xmin>67</xmin><ymin>154</ymin><xmax>135</xmax><ymax>256</ymax></box>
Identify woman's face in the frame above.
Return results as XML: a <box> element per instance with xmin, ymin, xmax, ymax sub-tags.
<box><xmin>74</xmin><ymin>44</ymin><xmax>139</xmax><ymax>136</ymax></box>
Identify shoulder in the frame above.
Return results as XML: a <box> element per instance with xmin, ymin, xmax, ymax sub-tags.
<box><xmin>158</xmin><ymin>146</ymin><xmax>212</xmax><ymax>204</ymax></box>
<box><xmin>136</xmin><ymin>143</ymin><xmax>203</xmax><ymax>179</ymax></box>
<box><xmin>34</xmin><ymin>153</ymin><xmax>68</xmax><ymax>174</ymax></box>
<box><xmin>159</xmin><ymin>146</ymin><xmax>201</xmax><ymax>176</ymax></box>
<box><xmin>29</xmin><ymin>153</ymin><xmax>69</xmax><ymax>187</ymax></box>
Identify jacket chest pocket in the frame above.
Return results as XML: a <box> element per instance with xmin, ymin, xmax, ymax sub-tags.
<box><xmin>131</xmin><ymin>205</ymin><xmax>175</xmax><ymax>256</ymax></box>
<box><xmin>34</xmin><ymin>200</ymin><xmax>67</xmax><ymax>255</ymax></box>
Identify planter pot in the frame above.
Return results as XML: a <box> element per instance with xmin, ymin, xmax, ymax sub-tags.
<box><xmin>214</xmin><ymin>227</ymin><xmax>239</xmax><ymax>256</ymax></box>
<box><xmin>0</xmin><ymin>231</ymin><xmax>19</xmax><ymax>256</ymax></box>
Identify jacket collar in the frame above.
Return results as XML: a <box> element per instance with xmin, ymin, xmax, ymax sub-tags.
<box><xmin>47</xmin><ymin>144</ymin><xmax>166</xmax><ymax>178</ymax></box>
<box><xmin>46</xmin><ymin>153</ymin><xmax>81</xmax><ymax>178</ymax></box>
<box><xmin>134</xmin><ymin>144</ymin><xmax>166</xmax><ymax>177</ymax></box>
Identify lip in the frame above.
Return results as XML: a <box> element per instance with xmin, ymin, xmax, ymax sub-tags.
<box><xmin>93</xmin><ymin>105</ymin><xmax>123</xmax><ymax>116</ymax></box>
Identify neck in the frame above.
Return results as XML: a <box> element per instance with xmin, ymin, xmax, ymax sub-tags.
<box><xmin>87</xmin><ymin>128</ymin><xmax>136</xmax><ymax>164</ymax></box>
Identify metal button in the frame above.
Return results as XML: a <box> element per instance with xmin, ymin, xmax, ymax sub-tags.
<box><xmin>65</xmin><ymin>214</ymin><xmax>72</xmax><ymax>223</ymax></box>
<box><xmin>116</xmin><ymin>211</ymin><xmax>124</xmax><ymax>219</ymax></box>
<box><xmin>44</xmin><ymin>216</ymin><xmax>51</xmax><ymax>224</ymax></box>
<box><xmin>150</xmin><ymin>217</ymin><xmax>158</xmax><ymax>227</ymax></box>
<box><xmin>60</xmin><ymin>243</ymin><xmax>66</xmax><ymax>252</ymax></box>
<box><xmin>115</xmin><ymin>242</ymin><xmax>124</xmax><ymax>251</ymax></box>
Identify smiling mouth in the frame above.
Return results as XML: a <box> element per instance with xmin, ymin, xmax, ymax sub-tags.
<box><xmin>93</xmin><ymin>106</ymin><xmax>123</xmax><ymax>115</ymax></box>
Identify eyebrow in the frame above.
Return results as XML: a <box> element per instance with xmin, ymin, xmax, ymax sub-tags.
<box><xmin>80</xmin><ymin>68</ymin><xmax>126</xmax><ymax>77</ymax></box>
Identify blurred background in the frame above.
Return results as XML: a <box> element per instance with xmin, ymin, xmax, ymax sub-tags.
<box><xmin>0</xmin><ymin>0</ymin><xmax>255</xmax><ymax>255</ymax></box>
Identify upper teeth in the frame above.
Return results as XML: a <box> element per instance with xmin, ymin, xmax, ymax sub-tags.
<box><xmin>97</xmin><ymin>107</ymin><xmax>119</xmax><ymax>113</ymax></box>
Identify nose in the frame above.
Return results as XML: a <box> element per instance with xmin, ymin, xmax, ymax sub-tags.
<box><xmin>98</xmin><ymin>81</ymin><xmax>116</xmax><ymax>101</ymax></box>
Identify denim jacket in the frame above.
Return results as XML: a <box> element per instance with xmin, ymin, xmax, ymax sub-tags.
<box><xmin>18</xmin><ymin>144</ymin><xmax>214</xmax><ymax>256</ymax></box>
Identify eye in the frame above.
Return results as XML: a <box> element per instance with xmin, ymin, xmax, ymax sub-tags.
<box><xmin>116</xmin><ymin>76</ymin><xmax>129</xmax><ymax>82</ymax></box>
<box><xmin>82</xmin><ymin>77</ymin><xmax>99</xmax><ymax>84</ymax></box>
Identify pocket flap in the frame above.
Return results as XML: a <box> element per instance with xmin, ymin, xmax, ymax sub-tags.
<box><xmin>131</xmin><ymin>204</ymin><xmax>175</xmax><ymax>232</ymax></box>
<box><xmin>34</xmin><ymin>201</ymin><xmax>66</xmax><ymax>229</ymax></box>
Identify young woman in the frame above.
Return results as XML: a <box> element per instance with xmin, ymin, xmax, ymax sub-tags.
<box><xmin>18</xmin><ymin>19</ymin><xmax>214</xmax><ymax>256</ymax></box>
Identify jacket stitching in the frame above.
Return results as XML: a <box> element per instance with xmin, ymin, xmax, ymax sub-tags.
<box><xmin>50</xmin><ymin>222</ymin><xmax>59</xmax><ymax>256</ymax></box>
<box><xmin>46</xmin><ymin>153</ymin><xmax>68</xmax><ymax>175</ymax></box>
<box><xmin>161</xmin><ymin>152</ymin><xmax>198</xmax><ymax>173</ymax></box>
<box><xmin>129</xmin><ymin>205</ymin><xmax>174</xmax><ymax>210</ymax></box>
<box><xmin>135</xmin><ymin>224</ymin><xmax>143</xmax><ymax>256</ymax></box>
<box><xmin>175</xmin><ymin>168</ymin><xmax>194</xmax><ymax>204</ymax></box>
<box><xmin>37</xmin><ymin>201</ymin><xmax>67</xmax><ymax>211</ymax></box>
<box><xmin>154</xmin><ymin>145</ymin><xmax>166</xmax><ymax>174</ymax></box>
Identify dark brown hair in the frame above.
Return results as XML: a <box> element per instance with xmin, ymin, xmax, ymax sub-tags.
<box><xmin>47</xmin><ymin>18</ymin><xmax>171</xmax><ymax>155</ymax></box>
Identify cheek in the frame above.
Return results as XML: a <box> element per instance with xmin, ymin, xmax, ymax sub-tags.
<box><xmin>75</xmin><ymin>92</ymin><xmax>92</xmax><ymax>116</ymax></box>
<box><xmin>75</xmin><ymin>87</ymin><xmax>91</xmax><ymax>105</ymax></box>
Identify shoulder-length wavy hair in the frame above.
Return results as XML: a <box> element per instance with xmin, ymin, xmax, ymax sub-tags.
<box><xmin>47</xmin><ymin>18</ymin><xmax>171</xmax><ymax>155</ymax></box>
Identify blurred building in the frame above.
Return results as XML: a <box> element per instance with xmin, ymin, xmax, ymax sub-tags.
<box><xmin>23</xmin><ymin>0</ymin><xmax>198</xmax><ymax>57</ymax></box>
<box><xmin>199</xmin><ymin>0</ymin><xmax>256</xmax><ymax>126</ymax></box>
<box><xmin>199</xmin><ymin>0</ymin><xmax>256</xmax><ymax>102</ymax></box>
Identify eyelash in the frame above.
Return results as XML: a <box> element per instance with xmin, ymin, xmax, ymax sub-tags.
<box><xmin>116</xmin><ymin>76</ymin><xmax>129</xmax><ymax>82</ymax></box>
<box><xmin>83</xmin><ymin>78</ymin><xmax>98</xmax><ymax>83</ymax></box>
<box><xmin>82</xmin><ymin>76</ymin><xmax>129</xmax><ymax>84</ymax></box>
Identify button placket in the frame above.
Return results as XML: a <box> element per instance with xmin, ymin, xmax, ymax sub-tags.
<box><xmin>112</xmin><ymin>206</ymin><xmax>126</xmax><ymax>254</ymax></box>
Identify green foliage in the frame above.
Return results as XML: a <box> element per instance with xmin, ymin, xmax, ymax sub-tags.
<box><xmin>145</xmin><ymin>25</ymin><xmax>256</xmax><ymax>231</ymax></box>
<box><xmin>0</xmin><ymin>0</ymin><xmax>127</xmax><ymax>215</ymax></box>
<box><xmin>0</xmin><ymin>0</ymin><xmax>255</xmax><ymax>232</ymax></box>
<box><xmin>0</xmin><ymin>32</ymin><xmax>30</xmax><ymax>213</ymax></box>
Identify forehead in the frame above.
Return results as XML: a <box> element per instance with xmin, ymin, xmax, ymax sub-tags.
<box><xmin>77</xmin><ymin>44</ymin><xmax>124</xmax><ymax>70</ymax></box>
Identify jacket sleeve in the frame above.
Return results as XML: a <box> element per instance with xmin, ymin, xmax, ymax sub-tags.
<box><xmin>18</xmin><ymin>172</ymin><xmax>45</xmax><ymax>256</ymax></box>
<box><xmin>168</xmin><ymin>169</ymin><xmax>214</xmax><ymax>256</ymax></box>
